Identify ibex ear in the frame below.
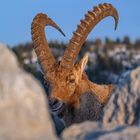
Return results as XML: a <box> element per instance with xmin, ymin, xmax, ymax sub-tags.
<box><xmin>79</xmin><ymin>53</ymin><xmax>88</xmax><ymax>73</ymax></box>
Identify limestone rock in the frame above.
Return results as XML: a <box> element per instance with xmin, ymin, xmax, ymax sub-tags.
<box><xmin>61</xmin><ymin>121</ymin><xmax>140</xmax><ymax>140</ymax></box>
<box><xmin>61</xmin><ymin>121</ymin><xmax>102</xmax><ymax>140</ymax></box>
<box><xmin>98</xmin><ymin>126</ymin><xmax>140</xmax><ymax>140</ymax></box>
<box><xmin>0</xmin><ymin>44</ymin><xmax>57</xmax><ymax>140</ymax></box>
<box><xmin>103</xmin><ymin>67</ymin><xmax>140</xmax><ymax>128</ymax></box>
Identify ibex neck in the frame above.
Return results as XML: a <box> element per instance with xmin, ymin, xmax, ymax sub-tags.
<box><xmin>79</xmin><ymin>74</ymin><xmax>113</xmax><ymax>105</ymax></box>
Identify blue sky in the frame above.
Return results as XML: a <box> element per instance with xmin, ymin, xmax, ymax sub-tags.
<box><xmin>0</xmin><ymin>0</ymin><xmax>140</xmax><ymax>46</ymax></box>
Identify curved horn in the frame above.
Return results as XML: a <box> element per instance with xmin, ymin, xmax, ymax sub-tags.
<box><xmin>60</xmin><ymin>3</ymin><xmax>119</xmax><ymax>69</ymax></box>
<box><xmin>31</xmin><ymin>13</ymin><xmax>65</xmax><ymax>74</ymax></box>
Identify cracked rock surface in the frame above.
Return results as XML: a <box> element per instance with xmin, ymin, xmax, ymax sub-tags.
<box><xmin>103</xmin><ymin>67</ymin><xmax>140</xmax><ymax>128</ymax></box>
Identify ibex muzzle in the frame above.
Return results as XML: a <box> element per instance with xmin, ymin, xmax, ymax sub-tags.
<box><xmin>31</xmin><ymin>3</ymin><xmax>119</xmax><ymax>125</ymax></box>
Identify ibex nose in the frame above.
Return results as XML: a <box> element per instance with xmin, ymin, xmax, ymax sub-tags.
<box><xmin>49</xmin><ymin>97</ymin><xmax>64</xmax><ymax>112</ymax></box>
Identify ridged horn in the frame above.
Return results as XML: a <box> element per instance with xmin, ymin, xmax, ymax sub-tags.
<box><xmin>60</xmin><ymin>3</ymin><xmax>119</xmax><ymax>69</ymax></box>
<box><xmin>31</xmin><ymin>13</ymin><xmax>65</xmax><ymax>74</ymax></box>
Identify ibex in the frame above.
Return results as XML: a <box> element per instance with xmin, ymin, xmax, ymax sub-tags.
<box><xmin>31</xmin><ymin>3</ymin><xmax>119</xmax><ymax>126</ymax></box>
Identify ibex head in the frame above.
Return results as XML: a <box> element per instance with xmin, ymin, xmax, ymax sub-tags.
<box><xmin>31</xmin><ymin>3</ymin><xmax>119</xmax><ymax>110</ymax></box>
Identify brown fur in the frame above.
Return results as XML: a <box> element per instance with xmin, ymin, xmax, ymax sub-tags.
<box><xmin>58</xmin><ymin>93</ymin><xmax>103</xmax><ymax>126</ymax></box>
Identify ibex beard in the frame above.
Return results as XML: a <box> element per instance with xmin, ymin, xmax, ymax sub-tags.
<box><xmin>31</xmin><ymin>3</ymin><xmax>119</xmax><ymax>126</ymax></box>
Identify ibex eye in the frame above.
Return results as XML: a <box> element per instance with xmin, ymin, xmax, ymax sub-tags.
<box><xmin>67</xmin><ymin>74</ymin><xmax>75</xmax><ymax>83</ymax></box>
<box><xmin>69</xmin><ymin>79</ymin><xmax>75</xmax><ymax>83</ymax></box>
